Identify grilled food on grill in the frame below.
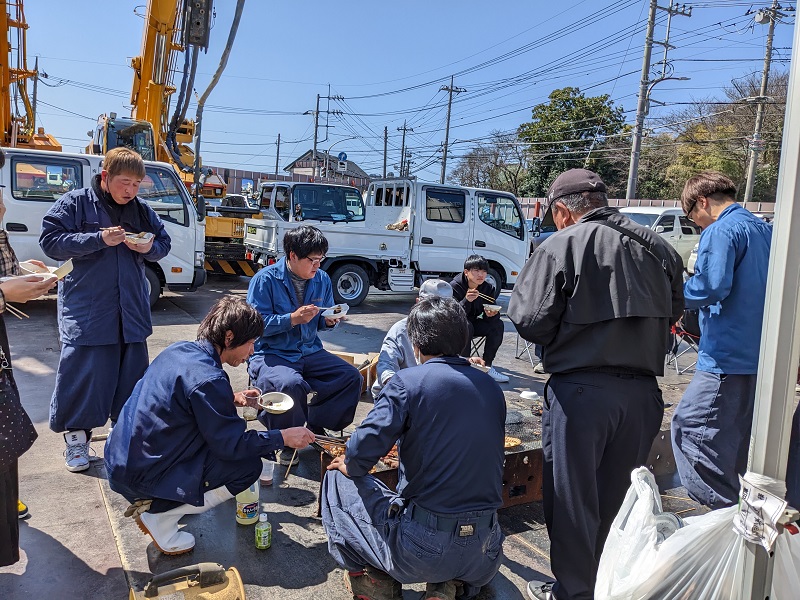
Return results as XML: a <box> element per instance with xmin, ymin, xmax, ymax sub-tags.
<box><xmin>504</xmin><ymin>436</ymin><xmax>522</xmax><ymax>449</ymax></box>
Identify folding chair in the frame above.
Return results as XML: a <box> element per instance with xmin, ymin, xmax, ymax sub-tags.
<box><xmin>515</xmin><ymin>334</ymin><xmax>537</xmax><ymax>368</ymax></box>
<box><xmin>470</xmin><ymin>336</ymin><xmax>486</xmax><ymax>358</ymax></box>
<box><xmin>666</xmin><ymin>319</ymin><xmax>700</xmax><ymax>375</ymax></box>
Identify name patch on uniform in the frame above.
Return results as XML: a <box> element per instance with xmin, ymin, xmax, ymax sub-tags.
<box><xmin>458</xmin><ymin>524</ymin><xmax>475</xmax><ymax>537</ymax></box>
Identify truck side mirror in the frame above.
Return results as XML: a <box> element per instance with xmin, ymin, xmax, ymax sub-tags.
<box><xmin>654</xmin><ymin>225</ymin><xmax>665</xmax><ymax>234</ymax></box>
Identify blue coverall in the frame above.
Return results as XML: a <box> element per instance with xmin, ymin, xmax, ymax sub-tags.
<box><xmin>246</xmin><ymin>258</ymin><xmax>361</xmax><ymax>432</ymax></box>
<box><xmin>105</xmin><ymin>340</ymin><xmax>283</xmax><ymax>513</ymax></box>
<box><xmin>40</xmin><ymin>180</ymin><xmax>170</xmax><ymax>432</ymax></box>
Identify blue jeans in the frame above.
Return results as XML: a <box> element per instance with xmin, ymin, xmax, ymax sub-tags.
<box><xmin>321</xmin><ymin>470</ymin><xmax>503</xmax><ymax>598</ymax></box>
<box><xmin>671</xmin><ymin>371</ymin><xmax>757</xmax><ymax>509</ymax></box>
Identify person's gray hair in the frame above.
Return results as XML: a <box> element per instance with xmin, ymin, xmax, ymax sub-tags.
<box><xmin>554</xmin><ymin>191</ymin><xmax>608</xmax><ymax>213</ymax></box>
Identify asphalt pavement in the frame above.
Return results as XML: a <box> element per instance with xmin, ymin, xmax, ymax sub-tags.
<box><xmin>0</xmin><ymin>276</ymin><xmax>697</xmax><ymax>599</ymax></box>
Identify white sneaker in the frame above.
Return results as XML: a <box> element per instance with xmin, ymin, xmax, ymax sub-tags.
<box><xmin>487</xmin><ymin>366</ymin><xmax>510</xmax><ymax>383</ymax></box>
<box><xmin>534</xmin><ymin>362</ymin><xmax>547</xmax><ymax>375</ymax></box>
<box><xmin>64</xmin><ymin>430</ymin><xmax>91</xmax><ymax>472</ymax></box>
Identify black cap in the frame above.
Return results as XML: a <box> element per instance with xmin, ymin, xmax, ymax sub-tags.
<box><xmin>546</xmin><ymin>169</ymin><xmax>607</xmax><ymax>204</ymax></box>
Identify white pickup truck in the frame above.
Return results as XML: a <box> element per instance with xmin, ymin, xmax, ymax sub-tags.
<box><xmin>0</xmin><ymin>148</ymin><xmax>207</xmax><ymax>306</ymax></box>
<box><xmin>243</xmin><ymin>179</ymin><xmax>530</xmax><ymax>305</ymax></box>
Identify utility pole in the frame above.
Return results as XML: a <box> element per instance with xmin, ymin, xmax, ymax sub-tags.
<box><xmin>275</xmin><ymin>133</ymin><xmax>281</xmax><ymax>178</ymax></box>
<box><xmin>398</xmin><ymin>120</ymin><xmax>414</xmax><ymax>177</ymax></box>
<box><xmin>31</xmin><ymin>56</ymin><xmax>39</xmax><ymax>133</ymax></box>
<box><xmin>626</xmin><ymin>0</ymin><xmax>691</xmax><ymax>199</ymax></box>
<box><xmin>383</xmin><ymin>126</ymin><xmax>388</xmax><ymax>178</ymax></box>
<box><xmin>743</xmin><ymin>0</ymin><xmax>782</xmax><ymax>204</ymax></box>
<box><xmin>312</xmin><ymin>94</ymin><xmax>320</xmax><ymax>177</ymax></box>
<box><xmin>440</xmin><ymin>75</ymin><xmax>466</xmax><ymax>184</ymax></box>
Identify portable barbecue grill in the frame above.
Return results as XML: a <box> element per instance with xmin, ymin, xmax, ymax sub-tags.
<box><xmin>315</xmin><ymin>410</ymin><xmax>544</xmax><ymax>510</ymax></box>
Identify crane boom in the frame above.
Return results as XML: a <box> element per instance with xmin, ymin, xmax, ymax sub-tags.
<box><xmin>1</xmin><ymin>0</ymin><xmax>61</xmax><ymax>150</ymax></box>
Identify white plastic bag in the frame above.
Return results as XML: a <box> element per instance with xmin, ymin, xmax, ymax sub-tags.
<box><xmin>596</xmin><ymin>468</ymin><xmax>800</xmax><ymax>600</ymax></box>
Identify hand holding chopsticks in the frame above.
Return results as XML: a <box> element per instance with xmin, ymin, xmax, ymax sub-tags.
<box><xmin>0</xmin><ymin>274</ymin><xmax>56</xmax><ymax>317</ymax></box>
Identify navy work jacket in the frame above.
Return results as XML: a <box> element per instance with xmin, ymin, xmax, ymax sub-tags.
<box><xmin>39</xmin><ymin>185</ymin><xmax>170</xmax><ymax>345</ymax></box>
<box><xmin>345</xmin><ymin>356</ymin><xmax>506</xmax><ymax>514</ymax></box>
<box><xmin>105</xmin><ymin>340</ymin><xmax>284</xmax><ymax>506</ymax></box>
<box><xmin>685</xmin><ymin>203</ymin><xmax>773</xmax><ymax>374</ymax></box>
<box><xmin>247</xmin><ymin>257</ymin><xmax>334</xmax><ymax>361</ymax></box>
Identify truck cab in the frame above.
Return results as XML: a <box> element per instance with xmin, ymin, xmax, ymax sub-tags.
<box><xmin>0</xmin><ymin>148</ymin><xmax>206</xmax><ymax>306</ymax></box>
<box><xmin>244</xmin><ymin>178</ymin><xmax>528</xmax><ymax>306</ymax></box>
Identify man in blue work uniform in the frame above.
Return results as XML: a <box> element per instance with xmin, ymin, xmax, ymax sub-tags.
<box><xmin>508</xmin><ymin>169</ymin><xmax>684</xmax><ymax>600</ymax></box>
<box><xmin>322</xmin><ymin>297</ymin><xmax>506</xmax><ymax>600</ymax></box>
<box><xmin>105</xmin><ymin>296</ymin><xmax>315</xmax><ymax>555</ymax></box>
<box><xmin>247</xmin><ymin>225</ymin><xmax>362</xmax><ymax>466</ymax></box>
<box><xmin>671</xmin><ymin>171</ymin><xmax>772</xmax><ymax>509</ymax></box>
<box><xmin>40</xmin><ymin>147</ymin><xmax>171</xmax><ymax>473</ymax></box>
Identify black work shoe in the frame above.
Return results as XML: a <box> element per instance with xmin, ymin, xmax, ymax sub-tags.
<box><xmin>425</xmin><ymin>580</ymin><xmax>458</xmax><ymax>599</ymax></box>
<box><xmin>527</xmin><ymin>580</ymin><xmax>556</xmax><ymax>600</ymax></box>
<box><xmin>343</xmin><ymin>568</ymin><xmax>402</xmax><ymax>600</ymax></box>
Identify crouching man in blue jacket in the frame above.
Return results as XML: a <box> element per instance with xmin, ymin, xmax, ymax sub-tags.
<box><xmin>322</xmin><ymin>297</ymin><xmax>506</xmax><ymax>600</ymax></box>
<box><xmin>105</xmin><ymin>296</ymin><xmax>314</xmax><ymax>555</ymax></box>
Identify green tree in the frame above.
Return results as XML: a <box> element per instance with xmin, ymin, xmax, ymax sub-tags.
<box><xmin>517</xmin><ymin>87</ymin><xmax>627</xmax><ymax>197</ymax></box>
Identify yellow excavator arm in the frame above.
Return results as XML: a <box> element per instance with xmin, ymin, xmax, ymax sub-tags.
<box><xmin>1</xmin><ymin>0</ymin><xmax>61</xmax><ymax>150</ymax></box>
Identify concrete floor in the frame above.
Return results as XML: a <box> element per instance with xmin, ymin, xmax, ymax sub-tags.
<box><xmin>0</xmin><ymin>276</ymin><xmax>698</xmax><ymax>599</ymax></box>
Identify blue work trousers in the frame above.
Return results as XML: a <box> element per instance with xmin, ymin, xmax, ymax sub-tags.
<box><xmin>543</xmin><ymin>371</ymin><xmax>663</xmax><ymax>600</ymax></box>
<box><xmin>321</xmin><ymin>470</ymin><xmax>503</xmax><ymax>598</ymax></box>
<box><xmin>49</xmin><ymin>341</ymin><xmax>149</xmax><ymax>432</ymax></box>
<box><xmin>248</xmin><ymin>349</ymin><xmax>362</xmax><ymax>431</ymax></box>
<box><xmin>787</xmin><ymin>403</ymin><xmax>800</xmax><ymax>509</ymax></box>
<box><xmin>110</xmin><ymin>454</ymin><xmax>261</xmax><ymax>514</ymax></box>
<box><xmin>671</xmin><ymin>371</ymin><xmax>757</xmax><ymax>509</ymax></box>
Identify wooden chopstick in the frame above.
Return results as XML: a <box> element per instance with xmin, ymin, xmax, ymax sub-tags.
<box><xmin>477</xmin><ymin>292</ymin><xmax>496</xmax><ymax>303</ymax></box>
<box><xmin>5</xmin><ymin>304</ymin><xmax>29</xmax><ymax>319</ymax></box>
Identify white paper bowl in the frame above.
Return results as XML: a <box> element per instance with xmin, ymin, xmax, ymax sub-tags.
<box><xmin>126</xmin><ymin>232</ymin><xmax>155</xmax><ymax>245</ymax></box>
<box><xmin>484</xmin><ymin>304</ymin><xmax>501</xmax><ymax>313</ymax></box>
<box><xmin>258</xmin><ymin>392</ymin><xmax>294</xmax><ymax>414</ymax></box>
<box><xmin>322</xmin><ymin>303</ymin><xmax>349</xmax><ymax>319</ymax></box>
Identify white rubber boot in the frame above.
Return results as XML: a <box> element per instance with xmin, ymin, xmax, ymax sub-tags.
<box><xmin>136</xmin><ymin>487</ymin><xmax>233</xmax><ymax>555</ymax></box>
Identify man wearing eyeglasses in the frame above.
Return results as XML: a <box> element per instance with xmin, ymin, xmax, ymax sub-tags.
<box><xmin>671</xmin><ymin>171</ymin><xmax>773</xmax><ymax>511</ymax></box>
<box><xmin>246</xmin><ymin>225</ymin><xmax>362</xmax><ymax>466</ymax></box>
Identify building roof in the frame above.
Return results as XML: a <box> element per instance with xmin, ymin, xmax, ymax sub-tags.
<box><xmin>284</xmin><ymin>149</ymin><xmax>370</xmax><ymax>180</ymax></box>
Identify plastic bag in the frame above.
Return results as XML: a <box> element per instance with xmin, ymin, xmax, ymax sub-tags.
<box><xmin>596</xmin><ymin>468</ymin><xmax>800</xmax><ymax>600</ymax></box>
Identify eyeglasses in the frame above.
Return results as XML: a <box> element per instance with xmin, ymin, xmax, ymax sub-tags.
<box><xmin>685</xmin><ymin>197</ymin><xmax>700</xmax><ymax>223</ymax></box>
<box><xmin>305</xmin><ymin>255</ymin><xmax>326</xmax><ymax>266</ymax></box>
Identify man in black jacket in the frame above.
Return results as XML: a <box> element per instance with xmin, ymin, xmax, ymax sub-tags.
<box><xmin>508</xmin><ymin>169</ymin><xmax>684</xmax><ymax>600</ymax></box>
<box><xmin>450</xmin><ymin>255</ymin><xmax>509</xmax><ymax>383</ymax></box>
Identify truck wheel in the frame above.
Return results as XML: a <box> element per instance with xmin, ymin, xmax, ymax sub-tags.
<box><xmin>145</xmin><ymin>267</ymin><xmax>162</xmax><ymax>308</ymax></box>
<box><xmin>330</xmin><ymin>264</ymin><xmax>370</xmax><ymax>306</ymax></box>
<box><xmin>487</xmin><ymin>267</ymin><xmax>503</xmax><ymax>293</ymax></box>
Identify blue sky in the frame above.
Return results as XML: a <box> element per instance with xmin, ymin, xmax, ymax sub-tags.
<box><xmin>19</xmin><ymin>0</ymin><xmax>795</xmax><ymax>185</ymax></box>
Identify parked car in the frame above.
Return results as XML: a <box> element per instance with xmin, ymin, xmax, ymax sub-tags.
<box><xmin>619</xmin><ymin>207</ymin><xmax>701</xmax><ymax>265</ymax></box>
<box><xmin>527</xmin><ymin>217</ymin><xmax>558</xmax><ymax>251</ymax></box>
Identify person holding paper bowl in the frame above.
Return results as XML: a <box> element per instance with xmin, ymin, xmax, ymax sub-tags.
<box><xmin>450</xmin><ymin>255</ymin><xmax>509</xmax><ymax>383</ymax></box>
<box><xmin>39</xmin><ymin>147</ymin><xmax>171</xmax><ymax>473</ymax></box>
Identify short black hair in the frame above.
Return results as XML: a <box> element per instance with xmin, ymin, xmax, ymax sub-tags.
<box><xmin>464</xmin><ymin>254</ymin><xmax>489</xmax><ymax>272</ymax></box>
<box><xmin>407</xmin><ymin>297</ymin><xmax>468</xmax><ymax>357</ymax></box>
<box><xmin>283</xmin><ymin>225</ymin><xmax>329</xmax><ymax>259</ymax></box>
<box><xmin>197</xmin><ymin>295</ymin><xmax>263</xmax><ymax>350</ymax></box>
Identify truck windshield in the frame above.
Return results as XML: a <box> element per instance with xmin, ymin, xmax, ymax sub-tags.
<box><xmin>292</xmin><ymin>185</ymin><xmax>364</xmax><ymax>222</ymax></box>
<box><xmin>107</xmin><ymin>118</ymin><xmax>155</xmax><ymax>160</ymax></box>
